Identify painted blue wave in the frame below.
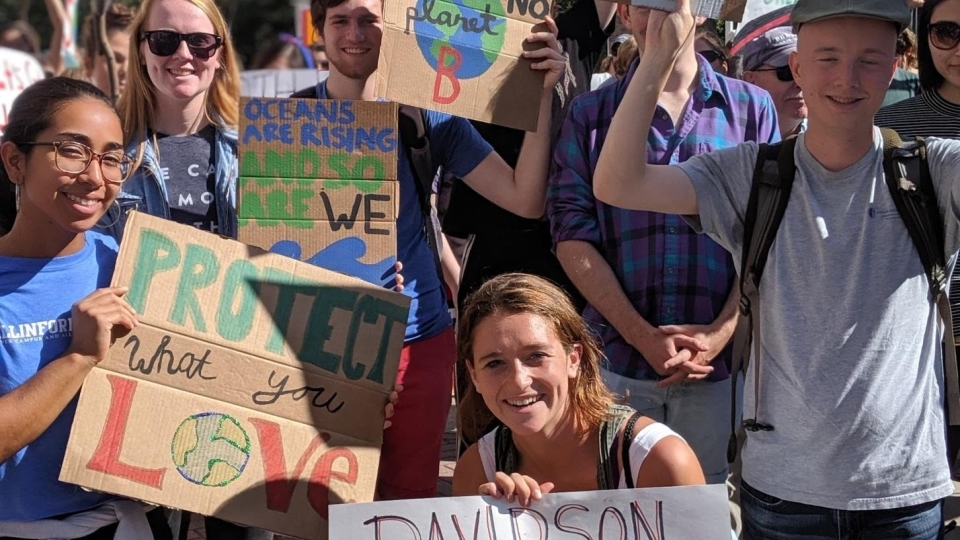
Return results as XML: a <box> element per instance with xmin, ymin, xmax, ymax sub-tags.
<box><xmin>269</xmin><ymin>239</ymin><xmax>397</xmax><ymax>287</ymax></box>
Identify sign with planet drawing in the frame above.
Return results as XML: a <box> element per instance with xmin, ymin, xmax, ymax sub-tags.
<box><xmin>376</xmin><ymin>0</ymin><xmax>550</xmax><ymax>131</ymax></box>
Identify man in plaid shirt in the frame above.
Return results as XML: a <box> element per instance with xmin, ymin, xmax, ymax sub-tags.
<box><xmin>547</xmin><ymin>5</ymin><xmax>779</xmax><ymax>484</ymax></box>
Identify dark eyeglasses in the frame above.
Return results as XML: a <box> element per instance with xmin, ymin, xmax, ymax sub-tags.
<box><xmin>929</xmin><ymin>22</ymin><xmax>960</xmax><ymax>51</ymax></box>
<box><xmin>753</xmin><ymin>65</ymin><xmax>794</xmax><ymax>82</ymax></box>
<box><xmin>19</xmin><ymin>141</ymin><xmax>134</xmax><ymax>183</ymax></box>
<box><xmin>699</xmin><ymin>49</ymin><xmax>726</xmax><ymax>65</ymax></box>
<box><xmin>142</xmin><ymin>30</ymin><xmax>222</xmax><ymax>59</ymax></box>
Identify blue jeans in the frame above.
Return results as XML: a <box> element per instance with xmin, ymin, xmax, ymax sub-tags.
<box><xmin>602</xmin><ymin>369</ymin><xmax>735</xmax><ymax>484</ymax></box>
<box><xmin>741</xmin><ymin>481</ymin><xmax>945</xmax><ymax>540</ymax></box>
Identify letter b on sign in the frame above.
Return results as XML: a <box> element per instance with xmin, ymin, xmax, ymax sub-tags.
<box><xmin>433</xmin><ymin>46</ymin><xmax>462</xmax><ymax>104</ymax></box>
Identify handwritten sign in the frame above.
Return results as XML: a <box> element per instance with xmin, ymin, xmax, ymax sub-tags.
<box><xmin>238</xmin><ymin>98</ymin><xmax>399</xmax><ymax>287</ymax></box>
<box><xmin>626</xmin><ymin>0</ymin><xmax>747</xmax><ymax>21</ymax></box>
<box><xmin>61</xmin><ymin>212</ymin><xmax>410</xmax><ymax>540</ymax></box>
<box><xmin>240</xmin><ymin>69</ymin><xmax>329</xmax><ymax>99</ymax></box>
<box><xmin>0</xmin><ymin>48</ymin><xmax>46</xmax><ymax>134</ymax></box>
<box><xmin>330</xmin><ymin>485</ymin><xmax>732</xmax><ymax>539</ymax></box>
<box><xmin>376</xmin><ymin>0</ymin><xmax>548</xmax><ymax>131</ymax></box>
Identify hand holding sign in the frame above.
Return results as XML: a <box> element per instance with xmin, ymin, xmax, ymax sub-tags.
<box><xmin>479</xmin><ymin>472</ymin><xmax>555</xmax><ymax>507</ymax></box>
<box><xmin>523</xmin><ymin>16</ymin><xmax>565</xmax><ymax>90</ymax></box>
<box><xmin>644</xmin><ymin>0</ymin><xmax>696</xmax><ymax>66</ymax></box>
<box><xmin>67</xmin><ymin>287</ymin><xmax>138</xmax><ymax>367</ymax></box>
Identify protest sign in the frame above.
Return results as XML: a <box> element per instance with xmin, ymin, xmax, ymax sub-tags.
<box><xmin>61</xmin><ymin>212</ymin><xmax>410</xmax><ymax>540</ymax></box>
<box><xmin>627</xmin><ymin>0</ymin><xmax>748</xmax><ymax>21</ymax></box>
<box><xmin>238</xmin><ymin>98</ymin><xmax>399</xmax><ymax>287</ymax></box>
<box><xmin>240</xmin><ymin>69</ymin><xmax>329</xmax><ymax>98</ymax></box>
<box><xmin>0</xmin><ymin>48</ymin><xmax>46</xmax><ymax>134</ymax></box>
<box><xmin>376</xmin><ymin>0</ymin><xmax>549</xmax><ymax>131</ymax></box>
<box><xmin>330</xmin><ymin>484</ymin><xmax>731</xmax><ymax>539</ymax></box>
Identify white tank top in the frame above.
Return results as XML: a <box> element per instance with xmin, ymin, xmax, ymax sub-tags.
<box><xmin>476</xmin><ymin>422</ymin><xmax>682</xmax><ymax>488</ymax></box>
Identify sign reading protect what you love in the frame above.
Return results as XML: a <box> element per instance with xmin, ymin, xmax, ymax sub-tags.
<box><xmin>61</xmin><ymin>212</ymin><xmax>410</xmax><ymax>540</ymax></box>
<box><xmin>377</xmin><ymin>0</ymin><xmax>550</xmax><ymax>131</ymax></box>
<box><xmin>238</xmin><ymin>97</ymin><xmax>400</xmax><ymax>288</ymax></box>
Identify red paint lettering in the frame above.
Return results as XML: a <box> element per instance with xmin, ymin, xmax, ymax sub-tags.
<box><xmin>251</xmin><ymin>419</ymin><xmax>330</xmax><ymax>513</ymax></box>
<box><xmin>433</xmin><ymin>46</ymin><xmax>462</xmax><ymax>105</ymax></box>
<box><xmin>86</xmin><ymin>375</ymin><xmax>166</xmax><ymax>489</ymax></box>
<box><xmin>307</xmin><ymin>446</ymin><xmax>359</xmax><ymax>519</ymax></box>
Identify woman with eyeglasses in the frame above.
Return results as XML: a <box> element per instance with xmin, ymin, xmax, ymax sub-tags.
<box><xmin>0</xmin><ymin>77</ymin><xmax>173</xmax><ymax>539</ymax></box>
<box><xmin>875</xmin><ymin>0</ymin><xmax>960</xmax><ymax>478</ymax></box>
<box><xmin>97</xmin><ymin>0</ymin><xmax>240</xmax><ymax>244</ymax></box>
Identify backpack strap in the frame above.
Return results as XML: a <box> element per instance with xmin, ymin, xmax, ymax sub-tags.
<box><xmin>880</xmin><ymin>128</ymin><xmax>960</xmax><ymax>427</ymax></box>
<box><xmin>727</xmin><ymin>138</ymin><xmax>798</xmax><ymax>464</ymax></box>
<box><xmin>398</xmin><ymin>104</ymin><xmax>444</xmax><ymax>279</ymax></box>
<box><xmin>618</xmin><ymin>411</ymin><xmax>642</xmax><ymax>489</ymax></box>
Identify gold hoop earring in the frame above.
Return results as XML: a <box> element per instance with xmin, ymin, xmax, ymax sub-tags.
<box><xmin>96</xmin><ymin>200</ymin><xmax>123</xmax><ymax>229</ymax></box>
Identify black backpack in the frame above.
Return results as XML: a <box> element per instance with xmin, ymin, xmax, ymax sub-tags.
<box><xmin>727</xmin><ymin>128</ymin><xmax>960</xmax><ymax>463</ymax></box>
<box><xmin>289</xmin><ymin>86</ymin><xmax>445</xmax><ymax>277</ymax></box>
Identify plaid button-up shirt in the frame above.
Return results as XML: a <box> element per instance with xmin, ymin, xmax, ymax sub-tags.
<box><xmin>548</xmin><ymin>56</ymin><xmax>780</xmax><ymax>381</ymax></box>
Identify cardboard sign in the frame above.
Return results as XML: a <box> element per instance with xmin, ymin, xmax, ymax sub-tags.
<box><xmin>0</xmin><ymin>48</ymin><xmax>46</xmax><ymax>134</ymax></box>
<box><xmin>376</xmin><ymin>0</ymin><xmax>549</xmax><ymax>131</ymax></box>
<box><xmin>238</xmin><ymin>98</ymin><xmax>400</xmax><ymax>288</ymax></box>
<box><xmin>628</xmin><ymin>0</ymin><xmax>748</xmax><ymax>22</ymax></box>
<box><xmin>240</xmin><ymin>69</ymin><xmax>330</xmax><ymax>98</ymax></box>
<box><xmin>329</xmin><ymin>485</ymin><xmax>732</xmax><ymax>539</ymax></box>
<box><xmin>61</xmin><ymin>212</ymin><xmax>410</xmax><ymax>540</ymax></box>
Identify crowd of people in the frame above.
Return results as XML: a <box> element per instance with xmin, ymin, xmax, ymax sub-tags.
<box><xmin>1</xmin><ymin>0</ymin><xmax>960</xmax><ymax>538</ymax></box>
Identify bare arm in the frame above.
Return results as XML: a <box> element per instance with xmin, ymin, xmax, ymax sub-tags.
<box><xmin>592</xmin><ymin>2</ymin><xmax>699</xmax><ymax>215</ymax></box>
<box><xmin>0</xmin><ymin>353</ymin><xmax>93</xmax><ymax>463</ymax></box>
<box><xmin>0</xmin><ymin>287</ymin><xmax>136</xmax><ymax>463</ymax></box>
<box><xmin>636</xmin><ymin>435</ymin><xmax>706</xmax><ymax>487</ymax></box>
<box><xmin>556</xmin><ymin>240</ymin><xmax>706</xmax><ymax>375</ymax></box>
<box><xmin>43</xmin><ymin>0</ymin><xmax>67</xmax><ymax>76</ymax></box>
<box><xmin>460</xmin><ymin>18</ymin><xmax>565</xmax><ymax>219</ymax></box>
<box><xmin>452</xmin><ymin>443</ymin><xmax>490</xmax><ymax>496</ymax></box>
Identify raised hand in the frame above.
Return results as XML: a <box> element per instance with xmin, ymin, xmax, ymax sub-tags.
<box><xmin>524</xmin><ymin>16</ymin><xmax>567</xmax><ymax>90</ymax></box>
<box><xmin>644</xmin><ymin>0</ymin><xmax>696</xmax><ymax>63</ymax></box>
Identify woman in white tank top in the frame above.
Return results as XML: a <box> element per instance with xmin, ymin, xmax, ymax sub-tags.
<box><xmin>452</xmin><ymin>274</ymin><xmax>705</xmax><ymax>506</ymax></box>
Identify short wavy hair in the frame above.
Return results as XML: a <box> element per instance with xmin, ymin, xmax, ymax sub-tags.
<box><xmin>456</xmin><ymin>273</ymin><xmax>615</xmax><ymax>444</ymax></box>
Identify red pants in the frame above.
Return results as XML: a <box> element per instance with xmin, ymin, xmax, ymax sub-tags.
<box><xmin>376</xmin><ymin>327</ymin><xmax>456</xmax><ymax>500</ymax></box>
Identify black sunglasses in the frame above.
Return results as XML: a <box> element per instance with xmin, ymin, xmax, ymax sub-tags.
<box><xmin>930</xmin><ymin>22</ymin><xmax>960</xmax><ymax>51</ymax></box>
<box><xmin>142</xmin><ymin>30</ymin><xmax>222</xmax><ymax>59</ymax></box>
<box><xmin>753</xmin><ymin>65</ymin><xmax>794</xmax><ymax>82</ymax></box>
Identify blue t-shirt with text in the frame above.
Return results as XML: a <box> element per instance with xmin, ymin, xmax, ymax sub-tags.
<box><xmin>0</xmin><ymin>232</ymin><xmax>118</xmax><ymax>521</ymax></box>
<box><xmin>314</xmin><ymin>82</ymin><xmax>493</xmax><ymax>341</ymax></box>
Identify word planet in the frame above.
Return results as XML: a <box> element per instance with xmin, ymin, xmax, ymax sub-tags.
<box><xmin>412</xmin><ymin>0</ymin><xmax>506</xmax><ymax>79</ymax></box>
<box><xmin>171</xmin><ymin>412</ymin><xmax>251</xmax><ymax>487</ymax></box>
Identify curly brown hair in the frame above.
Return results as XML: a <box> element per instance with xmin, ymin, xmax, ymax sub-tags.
<box><xmin>456</xmin><ymin>273</ymin><xmax>615</xmax><ymax>444</ymax></box>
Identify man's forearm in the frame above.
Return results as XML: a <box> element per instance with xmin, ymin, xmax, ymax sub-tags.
<box><xmin>710</xmin><ymin>284</ymin><xmax>740</xmax><ymax>345</ymax></box>
<box><xmin>556</xmin><ymin>240</ymin><xmax>653</xmax><ymax>343</ymax></box>
<box><xmin>594</xmin><ymin>52</ymin><xmax>674</xmax><ymax>202</ymax></box>
<box><xmin>512</xmin><ymin>90</ymin><xmax>555</xmax><ymax>218</ymax></box>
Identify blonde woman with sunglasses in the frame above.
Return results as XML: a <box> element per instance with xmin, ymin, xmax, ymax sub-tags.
<box><xmin>97</xmin><ymin>0</ymin><xmax>240</xmax><ymax>243</ymax></box>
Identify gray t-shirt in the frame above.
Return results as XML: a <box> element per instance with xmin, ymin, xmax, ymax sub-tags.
<box><xmin>678</xmin><ymin>129</ymin><xmax>960</xmax><ymax>510</ymax></box>
<box><xmin>157</xmin><ymin>126</ymin><xmax>218</xmax><ymax>232</ymax></box>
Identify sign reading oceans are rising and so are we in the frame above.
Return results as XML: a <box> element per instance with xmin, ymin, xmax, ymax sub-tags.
<box><xmin>238</xmin><ymin>97</ymin><xmax>400</xmax><ymax>288</ymax></box>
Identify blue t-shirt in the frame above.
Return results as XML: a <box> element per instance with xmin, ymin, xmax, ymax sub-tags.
<box><xmin>314</xmin><ymin>82</ymin><xmax>493</xmax><ymax>341</ymax></box>
<box><xmin>0</xmin><ymin>232</ymin><xmax>118</xmax><ymax>521</ymax></box>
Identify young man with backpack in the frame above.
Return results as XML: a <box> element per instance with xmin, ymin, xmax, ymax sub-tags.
<box><xmin>593</xmin><ymin>0</ymin><xmax>960</xmax><ymax>537</ymax></box>
<box><xmin>305</xmin><ymin>0</ymin><xmax>565</xmax><ymax>501</ymax></box>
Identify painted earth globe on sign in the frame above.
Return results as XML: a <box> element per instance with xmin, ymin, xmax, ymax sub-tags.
<box><xmin>414</xmin><ymin>0</ymin><xmax>507</xmax><ymax>79</ymax></box>
<box><xmin>171</xmin><ymin>412</ymin><xmax>251</xmax><ymax>487</ymax></box>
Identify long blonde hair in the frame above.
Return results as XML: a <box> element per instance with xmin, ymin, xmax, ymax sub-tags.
<box><xmin>119</xmin><ymin>0</ymin><xmax>240</xmax><ymax>153</ymax></box>
<box><xmin>457</xmin><ymin>274</ymin><xmax>615</xmax><ymax>444</ymax></box>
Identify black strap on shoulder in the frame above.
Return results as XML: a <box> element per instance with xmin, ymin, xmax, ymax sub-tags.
<box><xmin>398</xmin><ymin>105</ymin><xmax>444</xmax><ymax>278</ymax></box>
<box><xmin>880</xmin><ymin>128</ymin><xmax>960</xmax><ymax>427</ymax></box>
<box><xmin>619</xmin><ymin>411</ymin><xmax>641</xmax><ymax>489</ymax></box>
<box><xmin>727</xmin><ymin>137</ymin><xmax>798</xmax><ymax>464</ymax></box>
